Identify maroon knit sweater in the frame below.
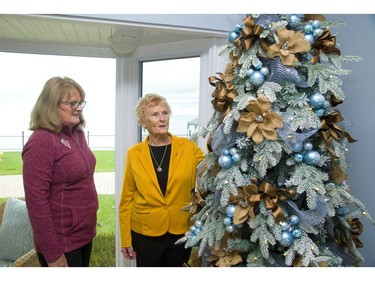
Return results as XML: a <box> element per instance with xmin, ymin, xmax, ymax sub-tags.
<box><xmin>22</xmin><ymin>126</ymin><xmax>98</xmax><ymax>263</ymax></box>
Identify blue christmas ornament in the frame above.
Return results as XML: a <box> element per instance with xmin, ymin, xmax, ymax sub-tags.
<box><xmin>232</xmin><ymin>153</ymin><xmax>241</xmax><ymax>163</ymax></box>
<box><xmin>229</xmin><ymin>147</ymin><xmax>238</xmax><ymax>155</ymax></box>
<box><xmin>227</xmin><ymin>31</ymin><xmax>240</xmax><ymax>43</ymax></box>
<box><xmin>294</xmin><ymin>153</ymin><xmax>304</xmax><ymax>162</ymax></box>
<box><xmin>313</xmin><ymin>28</ymin><xmax>323</xmax><ymax>38</ymax></box>
<box><xmin>194</xmin><ymin>220</ymin><xmax>202</xmax><ymax>228</ymax></box>
<box><xmin>311</xmin><ymin>20</ymin><xmax>321</xmax><ymax>29</ymax></box>
<box><xmin>303</xmin><ymin>142</ymin><xmax>313</xmax><ymax>151</ymax></box>
<box><xmin>290</xmin><ymin>215</ymin><xmax>300</xmax><ymax>226</ymax></box>
<box><xmin>292</xmin><ymin>228</ymin><xmax>302</xmax><ymax>238</ymax></box>
<box><xmin>337</xmin><ymin>205</ymin><xmax>349</xmax><ymax>216</ymax></box>
<box><xmin>304</xmin><ymin>33</ymin><xmax>315</xmax><ymax>44</ymax></box>
<box><xmin>289</xmin><ymin>14</ymin><xmax>301</xmax><ymax>27</ymax></box>
<box><xmin>280</xmin><ymin>221</ymin><xmax>291</xmax><ymax>231</ymax></box>
<box><xmin>292</xmin><ymin>142</ymin><xmax>303</xmax><ymax>153</ymax></box>
<box><xmin>226</xmin><ymin>225</ymin><xmax>235</xmax><ymax>233</ymax></box>
<box><xmin>260</xmin><ymin>66</ymin><xmax>269</xmax><ymax>76</ymax></box>
<box><xmin>234</xmin><ymin>24</ymin><xmax>243</xmax><ymax>33</ymax></box>
<box><xmin>315</xmin><ymin>108</ymin><xmax>325</xmax><ymax>117</ymax></box>
<box><xmin>309</xmin><ymin>92</ymin><xmax>326</xmax><ymax>109</ymax></box>
<box><xmin>190</xmin><ymin>225</ymin><xmax>197</xmax><ymax>233</ymax></box>
<box><xmin>280</xmin><ymin>231</ymin><xmax>294</xmax><ymax>247</ymax></box>
<box><xmin>323</xmin><ymin>100</ymin><xmax>330</xmax><ymax>109</ymax></box>
<box><xmin>226</xmin><ymin>205</ymin><xmax>236</xmax><ymax>217</ymax></box>
<box><xmin>304</xmin><ymin>24</ymin><xmax>314</xmax><ymax>33</ymax></box>
<box><xmin>249</xmin><ymin>71</ymin><xmax>265</xmax><ymax>87</ymax></box>
<box><xmin>223</xmin><ymin>217</ymin><xmax>232</xmax><ymax>226</ymax></box>
<box><xmin>219</xmin><ymin>154</ymin><xmax>233</xmax><ymax>169</ymax></box>
<box><xmin>246</xmin><ymin>68</ymin><xmax>255</xmax><ymax>77</ymax></box>
<box><xmin>303</xmin><ymin>150</ymin><xmax>320</xmax><ymax>166</ymax></box>
<box><xmin>223</xmin><ymin>149</ymin><xmax>230</xmax><ymax>155</ymax></box>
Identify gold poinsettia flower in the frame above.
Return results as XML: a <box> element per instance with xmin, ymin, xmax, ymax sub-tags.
<box><xmin>237</xmin><ymin>94</ymin><xmax>283</xmax><ymax>144</ymax></box>
<box><xmin>209</xmin><ymin>248</ymin><xmax>243</xmax><ymax>267</ymax></box>
<box><xmin>267</xmin><ymin>29</ymin><xmax>311</xmax><ymax>66</ymax></box>
<box><xmin>229</xmin><ymin>183</ymin><xmax>261</xmax><ymax>224</ymax></box>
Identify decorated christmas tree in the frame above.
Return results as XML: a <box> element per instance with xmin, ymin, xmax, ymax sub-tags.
<box><xmin>179</xmin><ymin>14</ymin><xmax>375</xmax><ymax>267</ymax></box>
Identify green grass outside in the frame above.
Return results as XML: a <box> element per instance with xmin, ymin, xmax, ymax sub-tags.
<box><xmin>0</xmin><ymin>150</ymin><xmax>114</xmax><ymax>175</ymax></box>
<box><xmin>0</xmin><ymin>150</ymin><xmax>117</xmax><ymax>266</ymax></box>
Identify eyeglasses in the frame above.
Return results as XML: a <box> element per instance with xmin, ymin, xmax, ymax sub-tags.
<box><xmin>61</xmin><ymin>101</ymin><xmax>87</xmax><ymax>109</ymax></box>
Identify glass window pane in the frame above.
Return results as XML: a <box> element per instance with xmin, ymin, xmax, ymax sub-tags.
<box><xmin>141</xmin><ymin>57</ymin><xmax>200</xmax><ymax>140</ymax></box>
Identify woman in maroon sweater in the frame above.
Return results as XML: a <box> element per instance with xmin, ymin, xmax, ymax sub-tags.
<box><xmin>22</xmin><ymin>76</ymin><xmax>98</xmax><ymax>267</ymax></box>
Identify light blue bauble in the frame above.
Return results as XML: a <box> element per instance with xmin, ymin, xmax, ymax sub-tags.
<box><xmin>194</xmin><ymin>228</ymin><xmax>201</xmax><ymax>235</ymax></box>
<box><xmin>227</xmin><ymin>31</ymin><xmax>240</xmax><ymax>43</ymax></box>
<box><xmin>246</xmin><ymin>68</ymin><xmax>255</xmax><ymax>77</ymax></box>
<box><xmin>229</xmin><ymin>147</ymin><xmax>238</xmax><ymax>155</ymax></box>
<box><xmin>226</xmin><ymin>205</ymin><xmax>236</xmax><ymax>217</ymax></box>
<box><xmin>304</xmin><ymin>24</ymin><xmax>314</xmax><ymax>33</ymax></box>
<box><xmin>323</xmin><ymin>100</ymin><xmax>330</xmax><ymax>109</ymax></box>
<box><xmin>226</xmin><ymin>225</ymin><xmax>235</xmax><ymax>233</ymax></box>
<box><xmin>223</xmin><ymin>217</ymin><xmax>232</xmax><ymax>226</ymax></box>
<box><xmin>294</xmin><ymin>153</ymin><xmax>304</xmax><ymax>162</ymax></box>
<box><xmin>280</xmin><ymin>221</ymin><xmax>291</xmax><ymax>231</ymax></box>
<box><xmin>234</xmin><ymin>24</ymin><xmax>243</xmax><ymax>33</ymax></box>
<box><xmin>303</xmin><ymin>150</ymin><xmax>320</xmax><ymax>166</ymax></box>
<box><xmin>219</xmin><ymin>154</ymin><xmax>233</xmax><ymax>169</ymax></box>
<box><xmin>303</xmin><ymin>142</ymin><xmax>313</xmax><ymax>151</ymax></box>
<box><xmin>292</xmin><ymin>228</ymin><xmax>302</xmax><ymax>238</ymax></box>
<box><xmin>292</xmin><ymin>142</ymin><xmax>303</xmax><ymax>153</ymax></box>
<box><xmin>260</xmin><ymin>66</ymin><xmax>269</xmax><ymax>76</ymax></box>
<box><xmin>280</xmin><ymin>231</ymin><xmax>294</xmax><ymax>247</ymax></box>
<box><xmin>223</xmin><ymin>149</ymin><xmax>230</xmax><ymax>155</ymax></box>
<box><xmin>315</xmin><ymin>108</ymin><xmax>324</xmax><ymax>117</ymax></box>
<box><xmin>194</xmin><ymin>220</ymin><xmax>202</xmax><ymax>228</ymax></box>
<box><xmin>313</xmin><ymin>28</ymin><xmax>323</xmax><ymax>38</ymax></box>
<box><xmin>232</xmin><ymin>153</ymin><xmax>241</xmax><ymax>163</ymax></box>
<box><xmin>290</xmin><ymin>215</ymin><xmax>300</xmax><ymax>226</ymax></box>
<box><xmin>249</xmin><ymin>71</ymin><xmax>264</xmax><ymax>87</ymax></box>
<box><xmin>309</xmin><ymin>92</ymin><xmax>325</xmax><ymax>109</ymax></box>
<box><xmin>311</xmin><ymin>20</ymin><xmax>321</xmax><ymax>29</ymax></box>
<box><xmin>304</xmin><ymin>33</ymin><xmax>315</xmax><ymax>44</ymax></box>
<box><xmin>289</xmin><ymin>14</ymin><xmax>301</xmax><ymax>27</ymax></box>
<box><xmin>337</xmin><ymin>205</ymin><xmax>349</xmax><ymax>216</ymax></box>
<box><xmin>190</xmin><ymin>225</ymin><xmax>197</xmax><ymax>233</ymax></box>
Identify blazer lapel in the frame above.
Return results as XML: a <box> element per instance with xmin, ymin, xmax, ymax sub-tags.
<box><xmin>137</xmin><ymin>137</ymin><xmax>160</xmax><ymax>189</ymax></box>
<box><xmin>168</xmin><ymin>135</ymin><xmax>183</xmax><ymax>183</ymax></box>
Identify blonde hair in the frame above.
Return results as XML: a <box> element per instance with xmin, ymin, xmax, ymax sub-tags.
<box><xmin>135</xmin><ymin>93</ymin><xmax>172</xmax><ymax>126</ymax></box>
<box><xmin>29</xmin><ymin>76</ymin><xmax>86</xmax><ymax>133</ymax></box>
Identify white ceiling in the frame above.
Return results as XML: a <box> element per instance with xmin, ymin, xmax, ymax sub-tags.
<box><xmin>0</xmin><ymin>14</ymin><xmax>229</xmax><ymax>58</ymax></box>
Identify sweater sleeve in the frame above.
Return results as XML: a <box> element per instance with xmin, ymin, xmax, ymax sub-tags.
<box><xmin>22</xmin><ymin>131</ymin><xmax>64</xmax><ymax>263</ymax></box>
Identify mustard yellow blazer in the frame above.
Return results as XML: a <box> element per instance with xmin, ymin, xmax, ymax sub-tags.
<box><xmin>119</xmin><ymin>133</ymin><xmax>205</xmax><ymax>248</ymax></box>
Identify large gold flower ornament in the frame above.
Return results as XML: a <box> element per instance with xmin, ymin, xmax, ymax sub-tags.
<box><xmin>237</xmin><ymin>94</ymin><xmax>283</xmax><ymax>144</ymax></box>
<box><xmin>267</xmin><ymin>29</ymin><xmax>311</xmax><ymax>66</ymax></box>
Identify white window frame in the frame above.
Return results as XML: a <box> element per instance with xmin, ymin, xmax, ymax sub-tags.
<box><xmin>114</xmin><ymin>38</ymin><xmax>227</xmax><ymax>266</ymax></box>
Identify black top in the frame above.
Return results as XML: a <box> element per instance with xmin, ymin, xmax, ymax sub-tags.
<box><xmin>149</xmin><ymin>144</ymin><xmax>171</xmax><ymax>196</ymax></box>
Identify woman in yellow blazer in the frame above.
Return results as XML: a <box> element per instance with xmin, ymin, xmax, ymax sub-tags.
<box><xmin>119</xmin><ymin>93</ymin><xmax>204</xmax><ymax>267</ymax></box>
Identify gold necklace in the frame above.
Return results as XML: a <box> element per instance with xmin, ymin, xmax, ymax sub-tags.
<box><xmin>149</xmin><ymin>145</ymin><xmax>168</xmax><ymax>172</ymax></box>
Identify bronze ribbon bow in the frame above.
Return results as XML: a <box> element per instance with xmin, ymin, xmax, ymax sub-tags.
<box><xmin>190</xmin><ymin>187</ymin><xmax>206</xmax><ymax>217</ymax></box>
<box><xmin>320</xmin><ymin>110</ymin><xmax>357</xmax><ymax>158</ymax></box>
<box><xmin>258</xmin><ymin>182</ymin><xmax>296</xmax><ymax>223</ymax></box>
<box><xmin>234</xmin><ymin>15</ymin><xmax>264</xmax><ymax>51</ymax></box>
<box><xmin>334</xmin><ymin>217</ymin><xmax>363</xmax><ymax>248</ymax></box>
<box><xmin>320</xmin><ymin>110</ymin><xmax>357</xmax><ymax>184</ymax></box>
<box><xmin>310</xmin><ymin>29</ymin><xmax>341</xmax><ymax>64</ymax></box>
<box><xmin>209</xmin><ymin>73</ymin><xmax>238</xmax><ymax>115</ymax></box>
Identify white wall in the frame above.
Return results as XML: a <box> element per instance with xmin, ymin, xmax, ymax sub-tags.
<box><xmin>326</xmin><ymin>14</ymin><xmax>375</xmax><ymax>267</ymax></box>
